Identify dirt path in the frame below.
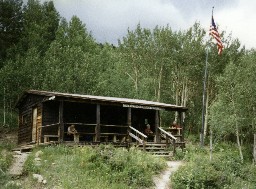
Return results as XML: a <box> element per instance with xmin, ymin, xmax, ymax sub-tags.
<box><xmin>8</xmin><ymin>151</ymin><xmax>30</xmax><ymax>176</ymax></box>
<box><xmin>153</xmin><ymin>161</ymin><xmax>183</xmax><ymax>189</ymax></box>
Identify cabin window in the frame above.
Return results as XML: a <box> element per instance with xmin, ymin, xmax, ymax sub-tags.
<box><xmin>22</xmin><ymin>114</ymin><xmax>28</xmax><ymax>125</ymax></box>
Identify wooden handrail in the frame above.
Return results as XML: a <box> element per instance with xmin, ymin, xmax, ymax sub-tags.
<box><xmin>65</xmin><ymin>123</ymin><xmax>97</xmax><ymax>126</ymax></box>
<box><xmin>158</xmin><ymin>127</ymin><xmax>177</xmax><ymax>140</ymax></box>
<box><xmin>128</xmin><ymin>126</ymin><xmax>147</xmax><ymax>150</ymax></box>
<box><xmin>129</xmin><ymin>126</ymin><xmax>148</xmax><ymax>138</ymax></box>
<box><xmin>41</xmin><ymin>123</ymin><xmax>60</xmax><ymax>128</ymax></box>
<box><xmin>129</xmin><ymin>133</ymin><xmax>143</xmax><ymax>144</ymax></box>
<box><xmin>101</xmin><ymin>124</ymin><xmax>128</xmax><ymax>127</ymax></box>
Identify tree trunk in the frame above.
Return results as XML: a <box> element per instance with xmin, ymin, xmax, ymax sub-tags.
<box><xmin>175</xmin><ymin>88</ymin><xmax>179</xmax><ymax>121</ymax></box>
<box><xmin>181</xmin><ymin>79</ymin><xmax>188</xmax><ymax>122</ymax></box>
<box><xmin>156</xmin><ymin>65</ymin><xmax>163</xmax><ymax>102</ymax></box>
<box><xmin>231</xmin><ymin>91</ymin><xmax>243</xmax><ymax>162</ymax></box>
<box><xmin>210</xmin><ymin>129</ymin><xmax>213</xmax><ymax>161</ymax></box>
<box><xmin>235</xmin><ymin>123</ymin><xmax>243</xmax><ymax>163</ymax></box>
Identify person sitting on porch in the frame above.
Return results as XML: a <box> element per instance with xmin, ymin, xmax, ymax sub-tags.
<box><xmin>170</xmin><ymin>121</ymin><xmax>182</xmax><ymax>135</ymax></box>
<box><xmin>145</xmin><ymin>124</ymin><xmax>154</xmax><ymax>141</ymax></box>
<box><xmin>68</xmin><ymin>125</ymin><xmax>79</xmax><ymax>143</ymax></box>
<box><xmin>67</xmin><ymin>125</ymin><xmax>78</xmax><ymax>135</ymax></box>
<box><xmin>145</xmin><ymin>124</ymin><xmax>153</xmax><ymax>135</ymax></box>
<box><xmin>170</xmin><ymin>121</ymin><xmax>181</xmax><ymax>129</ymax></box>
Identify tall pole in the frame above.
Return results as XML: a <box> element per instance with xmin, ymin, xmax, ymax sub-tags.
<box><xmin>200</xmin><ymin>47</ymin><xmax>209</xmax><ymax>146</ymax></box>
<box><xmin>201</xmin><ymin>7</ymin><xmax>214</xmax><ymax>147</ymax></box>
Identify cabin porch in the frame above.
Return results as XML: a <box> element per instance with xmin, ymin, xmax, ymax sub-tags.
<box><xmin>16</xmin><ymin>90</ymin><xmax>187</xmax><ymax>155</ymax></box>
<box><xmin>39</xmin><ymin>100</ymin><xmax>163</xmax><ymax>144</ymax></box>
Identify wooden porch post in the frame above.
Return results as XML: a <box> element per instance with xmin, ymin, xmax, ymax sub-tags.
<box><xmin>96</xmin><ymin>104</ymin><xmax>101</xmax><ymax>142</ymax></box>
<box><xmin>179</xmin><ymin>111</ymin><xmax>184</xmax><ymax>142</ymax></box>
<box><xmin>37</xmin><ymin>103</ymin><xmax>43</xmax><ymax>144</ymax></box>
<box><xmin>59</xmin><ymin>101</ymin><xmax>64</xmax><ymax>143</ymax></box>
<box><xmin>127</xmin><ymin>107</ymin><xmax>132</xmax><ymax>142</ymax></box>
<box><xmin>155</xmin><ymin>110</ymin><xmax>160</xmax><ymax>143</ymax></box>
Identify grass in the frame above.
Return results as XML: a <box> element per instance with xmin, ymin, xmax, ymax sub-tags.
<box><xmin>0</xmin><ymin>139</ymin><xmax>17</xmax><ymax>189</ymax></box>
<box><xmin>22</xmin><ymin>144</ymin><xmax>166</xmax><ymax>189</ymax></box>
<box><xmin>171</xmin><ymin>142</ymin><xmax>256</xmax><ymax>189</ymax></box>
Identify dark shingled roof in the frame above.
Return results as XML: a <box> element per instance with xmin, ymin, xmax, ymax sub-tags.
<box><xmin>17</xmin><ymin>90</ymin><xmax>188</xmax><ymax>111</ymax></box>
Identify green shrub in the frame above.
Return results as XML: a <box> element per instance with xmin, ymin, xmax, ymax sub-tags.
<box><xmin>182</xmin><ymin>143</ymin><xmax>208</xmax><ymax>161</ymax></box>
<box><xmin>0</xmin><ymin>143</ymin><xmax>13</xmax><ymax>172</ymax></box>
<box><xmin>0</xmin><ymin>109</ymin><xmax>18</xmax><ymax>129</ymax></box>
<box><xmin>172</xmin><ymin>157</ymin><xmax>222</xmax><ymax>189</ymax></box>
<box><xmin>0</xmin><ymin>141</ymin><xmax>16</xmax><ymax>188</ymax></box>
<box><xmin>23</xmin><ymin>145</ymin><xmax>166</xmax><ymax>189</ymax></box>
<box><xmin>239</xmin><ymin>164</ymin><xmax>256</xmax><ymax>184</ymax></box>
<box><xmin>171</xmin><ymin>142</ymin><xmax>256</xmax><ymax>189</ymax></box>
<box><xmin>173</xmin><ymin>148</ymin><xmax>185</xmax><ymax>160</ymax></box>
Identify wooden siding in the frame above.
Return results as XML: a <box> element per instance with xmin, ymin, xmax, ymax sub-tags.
<box><xmin>18</xmin><ymin>94</ymin><xmax>44</xmax><ymax>144</ymax></box>
<box><xmin>42</xmin><ymin>101</ymin><xmax>59</xmax><ymax>126</ymax></box>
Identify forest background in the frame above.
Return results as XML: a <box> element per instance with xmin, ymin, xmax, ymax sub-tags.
<box><xmin>1</xmin><ymin>0</ymin><xmax>256</xmax><ymax>162</ymax></box>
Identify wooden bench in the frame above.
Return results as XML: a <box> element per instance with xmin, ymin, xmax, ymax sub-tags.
<box><xmin>44</xmin><ymin>135</ymin><xmax>59</xmax><ymax>143</ymax></box>
<box><xmin>101</xmin><ymin>133</ymin><xmax>127</xmax><ymax>142</ymax></box>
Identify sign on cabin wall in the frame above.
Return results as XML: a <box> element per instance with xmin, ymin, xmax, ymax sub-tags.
<box><xmin>123</xmin><ymin>104</ymin><xmax>164</xmax><ymax>111</ymax></box>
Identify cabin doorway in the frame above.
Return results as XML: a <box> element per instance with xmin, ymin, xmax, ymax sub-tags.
<box><xmin>32</xmin><ymin>108</ymin><xmax>37</xmax><ymax>143</ymax></box>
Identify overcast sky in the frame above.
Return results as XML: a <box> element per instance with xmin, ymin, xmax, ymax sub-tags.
<box><xmin>49</xmin><ymin>0</ymin><xmax>255</xmax><ymax>49</ymax></box>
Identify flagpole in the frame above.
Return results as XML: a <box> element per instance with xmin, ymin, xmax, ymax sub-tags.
<box><xmin>200</xmin><ymin>46</ymin><xmax>209</xmax><ymax>147</ymax></box>
<box><xmin>200</xmin><ymin>6</ymin><xmax>214</xmax><ymax>147</ymax></box>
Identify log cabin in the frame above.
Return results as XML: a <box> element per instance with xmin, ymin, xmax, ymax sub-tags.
<box><xmin>16</xmin><ymin>90</ymin><xmax>187</xmax><ymax>152</ymax></box>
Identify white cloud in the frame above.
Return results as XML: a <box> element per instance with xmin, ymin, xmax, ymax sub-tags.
<box><xmin>215</xmin><ymin>0</ymin><xmax>256</xmax><ymax>49</ymax></box>
<box><xmin>54</xmin><ymin>0</ymin><xmax>186</xmax><ymax>44</ymax></box>
<box><xmin>44</xmin><ymin>0</ymin><xmax>255</xmax><ymax>48</ymax></box>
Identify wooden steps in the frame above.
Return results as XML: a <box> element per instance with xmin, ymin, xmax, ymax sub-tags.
<box><xmin>12</xmin><ymin>144</ymin><xmax>35</xmax><ymax>153</ymax></box>
<box><xmin>137</xmin><ymin>143</ymin><xmax>174</xmax><ymax>157</ymax></box>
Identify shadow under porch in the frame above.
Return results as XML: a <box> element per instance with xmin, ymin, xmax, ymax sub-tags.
<box><xmin>40</xmin><ymin>101</ymin><xmax>161</xmax><ymax>144</ymax></box>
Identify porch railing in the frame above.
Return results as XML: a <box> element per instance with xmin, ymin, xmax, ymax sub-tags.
<box><xmin>128</xmin><ymin>126</ymin><xmax>147</xmax><ymax>150</ymax></box>
<box><xmin>40</xmin><ymin>123</ymin><xmax>129</xmax><ymax>143</ymax></box>
<box><xmin>158</xmin><ymin>127</ymin><xmax>177</xmax><ymax>153</ymax></box>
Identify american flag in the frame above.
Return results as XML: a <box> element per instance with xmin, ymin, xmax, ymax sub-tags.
<box><xmin>210</xmin><ymin>16</ymin><xmax>223</xmax><ymax>55</ymax></box>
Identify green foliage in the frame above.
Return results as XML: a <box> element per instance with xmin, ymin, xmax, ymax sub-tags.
<box><xmin>172</xmin><ymin>148</ymin><xmax>186</xmax><ymax>160</ymax></box>
<box><xmin>0</xmin><ymin>2</ymin><xmax>255</xmax><ymax>181</ymax></box>
<box><xmin>23</xmin><ymin>145</ymin><xmax>166</xmax><ymax>188</ymax></box>
<box><xmin>172</xmin><ymin>157</ymin><xmax>221</xmax><ymax>189</ymax></box>
<box><xmin>0</xmin><ymin>0</ymin><xmax>23</xmax><ymax>63</ymax></box>
<box><xmin>0</xmin><ymin>109</ymin><xmax>18</xmax><ymax>129</ymax></box>
<box><xmin>20</xmin><ymin>0</ymin><xmax>60</xmax><ymax>55</ymax></box>
<box><xmin>171</xmin><ymin>143</ymin><xmax>256</xmax><ymax>189</ymax></box>
<box><xmin>42</xmin><ymin>16</ymin><xmax>99</xmax><ymax>94</ymax></box>
<box><xmin>0</xmin><ymin>141</ymin><xmax>15</xmax><ymax>188</ymax></box>
<box><xmin>0</xmin><ymin>145</ymin><xmax>13</xmax><ymax>172</ymax></box>
<box><xmin>209</xmin><ymin>51</ymin><xmax>256</xmax><ymax>144</ymax></box>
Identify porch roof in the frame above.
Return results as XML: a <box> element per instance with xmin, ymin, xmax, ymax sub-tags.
<box><xmin>17</xmin><ymin>90</ymin><xmax>188</xmax><ymax>111</ymax></box>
